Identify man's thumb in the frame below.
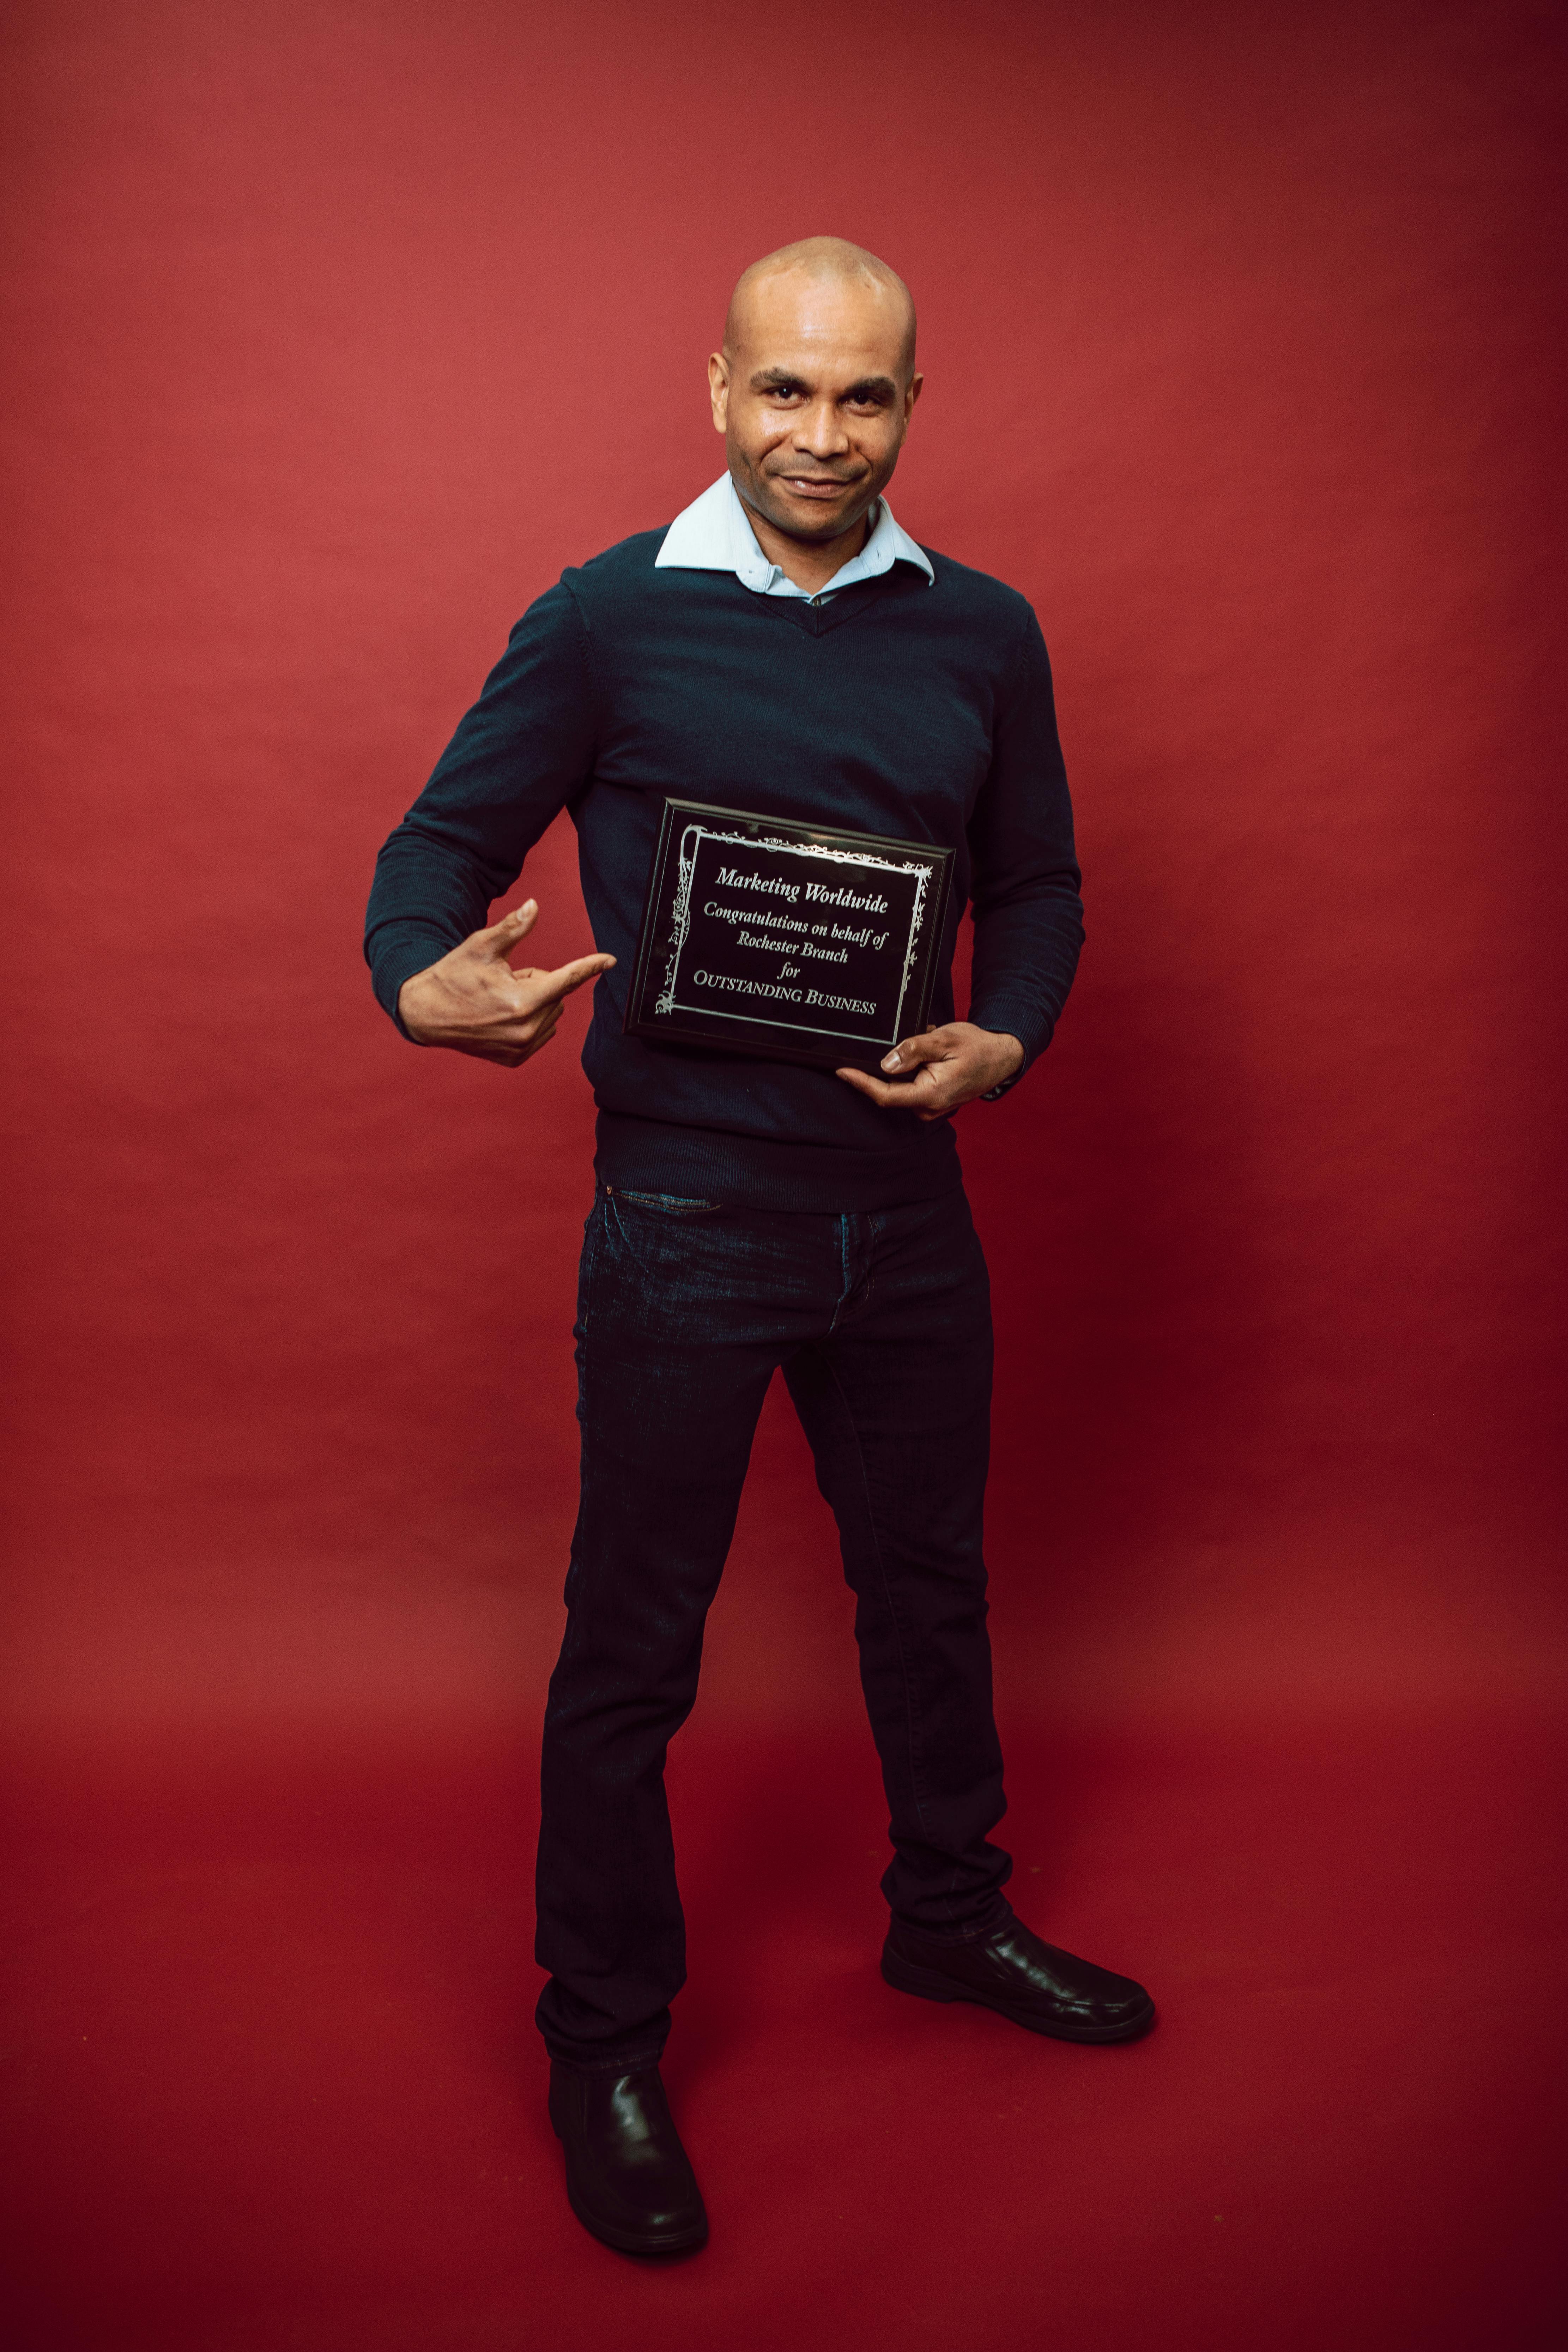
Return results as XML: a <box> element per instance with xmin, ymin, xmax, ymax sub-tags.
<box><xmin>880</xmin><ymin>1027</ymin><xmax>942</xmax><ymax>1075</ymax></box>
<box><xmin>478</xmin><ymin>899</ymin><xmax>539</xmax><ymax>955</ymax></box>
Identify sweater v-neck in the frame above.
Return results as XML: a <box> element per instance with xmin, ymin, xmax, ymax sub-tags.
<box><xmin>758</xmin><ymin>571</ymin><xmax>930</xmax><ymax>637</ymax></box>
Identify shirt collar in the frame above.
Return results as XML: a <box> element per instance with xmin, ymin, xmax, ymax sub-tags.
<box><xmin>655</xmin><ymin>473</ymin><xmax>934</xmax><ymax>598</ymax></box>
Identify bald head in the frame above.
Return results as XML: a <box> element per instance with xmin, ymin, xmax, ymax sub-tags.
<box><xmin>708</xmin><ymin>234</ymin><xmax>923</xmax><ymax>569</ymax></box>
<box><xmin>725</xmin><ymin>236</ymin><xmax>917</xmax><ymax>381</ymax></box>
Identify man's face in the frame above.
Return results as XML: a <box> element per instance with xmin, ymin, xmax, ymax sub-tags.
<box><xmin>709</xmin><ymin>270</ymin><xmax>921</xmax><ymax>544</ymax></box>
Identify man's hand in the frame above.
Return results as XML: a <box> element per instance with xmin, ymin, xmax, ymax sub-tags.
<box><xmin>397</xmin><ymin>900</ymin><xmax>615</xmax><ymax>1068</ymax></box>
<box><xmin>835</xmin><ymin>1022</ymin><xmax>1024</xmax><ymax>1121</ymax></box>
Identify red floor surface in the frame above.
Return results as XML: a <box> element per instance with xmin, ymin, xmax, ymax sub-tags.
<box><xmin>3</xmin><ymin>1709</ymin><xmax>1564</xmax><ymax>2351</ymax></box>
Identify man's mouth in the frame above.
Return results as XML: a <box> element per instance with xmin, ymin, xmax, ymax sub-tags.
<box><xmin>775</xmin><ymin>473</ymin><xmax>858</xmax><ymax>498</ymax></box>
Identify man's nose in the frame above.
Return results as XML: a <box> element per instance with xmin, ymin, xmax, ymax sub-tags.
<box><xmin>793</xmin><ymin>399</ymin><xmax>850</xmax><ymax>458</ymax></box>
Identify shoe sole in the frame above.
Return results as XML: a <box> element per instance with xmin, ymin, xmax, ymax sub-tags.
<box><xmin>563</xmin><ymin>2181</ymin><xmax>708</xmax><ymax>2256</ymax></box>
<box><xmin>880</xmin><ymin>1948</ymin><xmax>1157</xmax><ymax>2043</ymax></box>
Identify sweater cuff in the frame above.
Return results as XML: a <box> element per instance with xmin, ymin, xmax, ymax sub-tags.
<box><xmin>966</xmin><ymin>995</ymin><xmax>1055</xmax><ymax>1100</ymax></box>
<box><xmin>368</xmin><ymin>923</ymin><xmax>456</xmax><ymax>1040</ymax></box>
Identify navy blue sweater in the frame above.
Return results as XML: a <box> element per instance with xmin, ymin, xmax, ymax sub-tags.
<box><xmin>365</xmin><ymin>529</ymin><xmax>1083</xmax><ymax>1211</ymax></box>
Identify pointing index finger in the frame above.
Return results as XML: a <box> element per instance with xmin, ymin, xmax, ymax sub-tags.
<box><xmin>522</xmin><ymin>952</ymin><xmax>616</xmax><ymax>1008</ymax></box>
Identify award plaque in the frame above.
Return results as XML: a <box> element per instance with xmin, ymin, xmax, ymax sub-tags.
<box><xmin>624</xmin><ymin>799</ymin><xmax>955</xmax><ymax>1071</ymax></box>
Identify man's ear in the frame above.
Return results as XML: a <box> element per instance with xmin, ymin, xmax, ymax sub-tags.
<box><xmin>707</xmin><ymin>351</ymin><xmax>730</xmax><ymax>435</ymax></box>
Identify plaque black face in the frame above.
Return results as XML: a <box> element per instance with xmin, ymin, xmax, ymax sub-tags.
<box><xmin>624</xmin><ymin>799</ymin><xmax>955</xmax><ymax>1071</ymax></box>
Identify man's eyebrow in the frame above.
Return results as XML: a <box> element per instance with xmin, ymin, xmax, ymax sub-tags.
<box><xmin>749</xmin><ymin>368</ymin><xmax>900</xmax><ymax>399</ymax></box>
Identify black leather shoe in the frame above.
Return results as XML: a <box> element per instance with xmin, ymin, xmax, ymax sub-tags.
<box><xmin>548</xmin><ymin>2061</ymin><xmax>708</xmax><ymax>2255</ymax></box>
<box><xmin>882</xmin><ymin>1915</ymin><xmax>1156</xmax><ymax>2043</ymax></box>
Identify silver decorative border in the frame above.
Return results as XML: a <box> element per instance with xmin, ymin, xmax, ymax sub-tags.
<box><xmin>654</xmin><ymin>822</ymin><xmax>932</xmax><ymax>1046</ymax></box>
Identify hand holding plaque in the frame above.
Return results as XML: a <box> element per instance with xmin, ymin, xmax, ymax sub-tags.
<box><xmin>835</xmin><ymin>1021</ymin><xmax>1025</xmax><ymax>1120</ymax></box>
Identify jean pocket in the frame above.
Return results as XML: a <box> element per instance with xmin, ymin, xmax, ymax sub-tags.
<box><xmin>609</xmin><ymin>1187</ymin><xmax>722</xmax><ymax>1216</ymax></box>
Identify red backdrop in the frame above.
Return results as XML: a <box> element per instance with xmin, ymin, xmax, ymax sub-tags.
<box><xmin>2</xmin><ymin>4</ymin><xmax>1564</xmax><ymax>2347</ymax></box>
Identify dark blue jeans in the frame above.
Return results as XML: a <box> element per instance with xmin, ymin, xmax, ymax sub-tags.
<box><xmin>534</xmin><ymin>1180</ymin><xmax>1012</xmax><ymax>2070</ymax></box>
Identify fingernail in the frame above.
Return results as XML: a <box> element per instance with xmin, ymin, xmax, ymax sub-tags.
<box><xmin>882</xmin><ymin>1052</ymin><xmax>901</xmax><ymax>1070</ymax></box>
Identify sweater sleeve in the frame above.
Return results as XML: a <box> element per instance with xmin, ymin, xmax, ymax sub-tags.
<box><xmin>363</xmin><ymin>579</ymin><xmax>598</xmax><ymax>1030</ymax></box>
<box><xmin>964</xmin><ymin>605</ymin><xmax>1084</xmax><ymax>1087</ymax></box>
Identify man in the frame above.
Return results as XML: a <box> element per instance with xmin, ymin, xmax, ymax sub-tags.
<box><xmin>365</xmin><ymin>236</ymin><xmax>1155</xmax><ymax>2258</ymax></box>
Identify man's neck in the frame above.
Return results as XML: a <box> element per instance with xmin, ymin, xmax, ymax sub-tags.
<box><xmin>738</xmin><ymin>490</ymin><xmax>874</xmax><ymax>597</ymax></box>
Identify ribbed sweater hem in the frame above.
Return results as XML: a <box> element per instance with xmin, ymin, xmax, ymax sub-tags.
<box><xmin>593</xmin><ymin>1111</ymin><xmax>963</xmax><ymax>1213</ymax></box>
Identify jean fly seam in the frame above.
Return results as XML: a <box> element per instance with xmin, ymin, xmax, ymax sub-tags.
<box><xmin>828</xmin><ymin>1211</ymin><xmax>851</xmax><ymax>1335</ymax></box>
<box><xmin>828</xmin><ymin>1211</ymin><xmax>875</xmax><ymax>1334</ymax></box>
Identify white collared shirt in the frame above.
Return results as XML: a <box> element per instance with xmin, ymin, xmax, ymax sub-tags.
<box><xmin>654</xmin><ymin>473</ymin><xmax>934</xmax><ymax>604</ymax></box>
